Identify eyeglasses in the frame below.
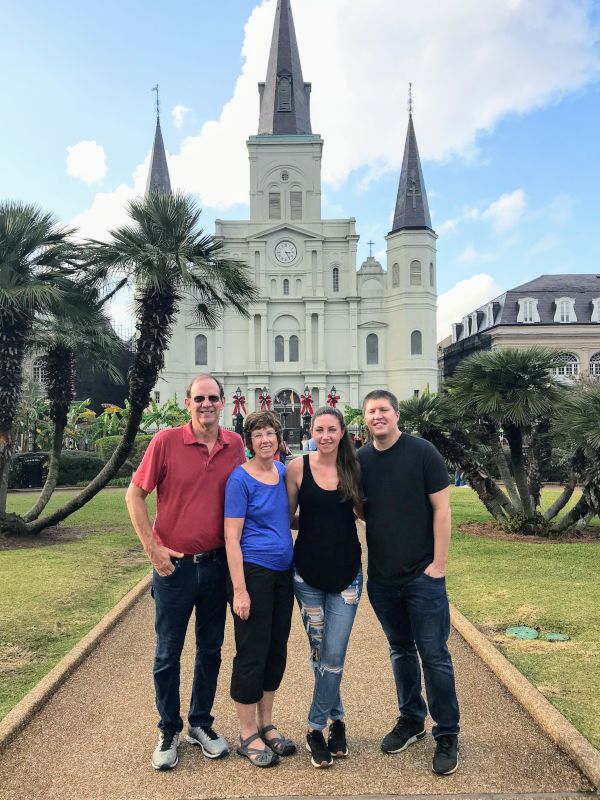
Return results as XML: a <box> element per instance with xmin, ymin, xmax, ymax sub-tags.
<box><xmin>192</xmin><ymin>395</ymin><xmax>221</xmax><ymax>404</ymax></box>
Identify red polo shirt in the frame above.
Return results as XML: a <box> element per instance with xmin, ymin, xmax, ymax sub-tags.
<box><xmin>132</xmin><ymin>422</ymin><xmax>246</xmax><ymax>554</ymax></box>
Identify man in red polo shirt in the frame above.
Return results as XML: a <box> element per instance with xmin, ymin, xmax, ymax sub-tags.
<box><xmin>126</xmin><ymin>374</ymin><xmax>245</xmax><ymax>770</ymax></box>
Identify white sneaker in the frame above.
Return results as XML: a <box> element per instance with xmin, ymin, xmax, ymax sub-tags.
<box><xmin>152</xmin><ymin>731</ymin><xmax>179</xmax><ymax>770</ymax></box>
<box><xmin>186</xmin><ymin>725</ymin><xmax>229</xmax><ymax>758</ymax></box>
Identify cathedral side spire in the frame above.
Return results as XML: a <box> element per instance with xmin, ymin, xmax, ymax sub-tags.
<box><xmin>146</xmin><ymin>86</ymin><xmax>172</xmax><ymax>196</ymax></box>
<box><xmin>389</xmin><ymin>94</ymin><xmax>432</xmax><ymax>234</ymax></box>
<box><xmin>258</xmin><ymin>0</ymin><xmax>312</xmax><ymax>135</ymax></box>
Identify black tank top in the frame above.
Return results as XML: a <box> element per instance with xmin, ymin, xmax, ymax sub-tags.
<box><xmin>294</xmin><ymin>455</ymin><xmax>361</xmax><ymax>592</ymax></box>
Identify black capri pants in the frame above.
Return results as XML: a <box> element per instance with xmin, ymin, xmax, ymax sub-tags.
<box><xmin>227</xmin><ymin>561</ymin><xmax>294</xmax><ymax>705</ymax></box>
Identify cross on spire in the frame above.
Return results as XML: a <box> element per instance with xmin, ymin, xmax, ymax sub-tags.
<box><xmin>367</xmin><ymin>240</ymin><xmax>374</xmax><ymax>257</ymax></box>
<box><xmin>152</xmin><ymin>84</ymin><xmax>160</xmax><ymax>118</ymax></box>
<box><xmin>408</xmin><ymin>82</ymin><xmax>413</xmax><ymax>115</ymax></box>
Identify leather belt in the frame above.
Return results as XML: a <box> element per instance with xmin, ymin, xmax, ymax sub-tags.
<box><xmin>176</xmin><ymin>548</ymin><xmax>223</xmax><ymax>564</ymax></box>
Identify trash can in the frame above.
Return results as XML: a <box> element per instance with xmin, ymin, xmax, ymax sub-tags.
<box><xmin>18</xmin><ymin>453</ymin><xmax>48</xmax><ymax>488</ymax></box>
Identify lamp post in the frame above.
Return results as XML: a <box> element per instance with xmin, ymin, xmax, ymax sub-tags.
<box><xmin>302</xmin><ymin>385</ymin><xmax>313</xmax><ymax>438</ymax></box>
<box><xmin>233</xmin><ymin>386</ymin><xmax>244</xmax><ymax>436</ymax></box>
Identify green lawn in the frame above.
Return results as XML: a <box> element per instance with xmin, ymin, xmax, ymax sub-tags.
<box><xmin>447</xmin><ymin>487</ymin><xmax>600</xmax><ymax>749</ymax></box>
<box><xmin>2</xmin><ymin>486</ymin><xmax>599</xmax><ymax>750</ymax></box>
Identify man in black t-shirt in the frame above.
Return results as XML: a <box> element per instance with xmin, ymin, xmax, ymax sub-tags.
<box><xmin>358</xmin><ymin>389</ymin><xmax>460</xmax><ymax>776</ymax></box>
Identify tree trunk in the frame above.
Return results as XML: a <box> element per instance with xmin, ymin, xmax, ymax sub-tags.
<box><xmin>526</xmin><ymin>421</ymin><xmax>552</xmax><ymax>508</ymax></box>
<box><xmin>0</xmin><ymin>314</ymin><xmax>28</xmax><ymax>515</ymax></box>
<box><xmin>22</xmin><ymin>419</ymin><xmax>65</xmax><ymax>522</ymax></box>
<box><xmin>489</xmin><ymin>439</ymin><xmax>521</xmax><ymax>513</ymax></box>
<box><xmin>0</xmin><ymin>437</ymin><xmax>10</xmax><ymax>516</ymax></box>
<box><xmin>25</xmin><ymin>403</ymin><xmax>144</xmax><ymax>534</ymax></box>
<box><xmin>505</xmin><ymin>423</ymin><xmax>536</xmax><ymax>519</ymax></box>
<box><xmin>550</xmin><ymin>494</ymin><xmax>590</xmax><ymax>535</ymax></box>
<box><xmin>543</xmin><ymin>473</ymin><xmax>577</xmax><ymax>522</ymax></box>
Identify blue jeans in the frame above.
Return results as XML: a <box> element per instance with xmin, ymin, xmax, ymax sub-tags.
<box><xmin>368</xmin><ymin>572</ymin><xmax>460</xmax><ymax>738</ymax></box>
<box><xmin>152</xmin><ymin>549</ymin><xmax>227</xmax><ymax>733</ymax></box>
<box><xmin>294</xmin><ymin>567</ymin><xmax>363</xmax><ymax>730</ymax></box>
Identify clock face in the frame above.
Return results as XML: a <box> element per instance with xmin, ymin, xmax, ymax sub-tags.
<box><xmin>275</xmin><ymin>240</ymin><xmax>297</xmax><ymax>264</ymax></box>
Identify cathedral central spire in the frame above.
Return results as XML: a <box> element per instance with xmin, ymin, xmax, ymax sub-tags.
<box><xmin>258</xmin><ymin>0</ymin><xmax>312</xmax><ymax>135</ymax></box>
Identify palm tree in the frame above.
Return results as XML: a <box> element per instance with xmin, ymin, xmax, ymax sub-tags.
<box><xmin>551</xmin><ymin>384</ymin><xmax>600</xmax><ymax>533</ymax></box>
<box><xmin>447</xmin><ymin>347</ymin><xmax>564</xmax><ymax>525</ymax></box>
<box><xmin>24</xmin><ymin>190</ymin><xmax>258</xmax><ymax>534</ymax></box>
<box><xmin>0</xmin><ymin>201</ymin><xmax>79</xmax><ymax>515</ymax></box>
<box><xmin>21</xmin><ymin>287</ymin><xmax>125</xmax><ymax>522</ymax></box>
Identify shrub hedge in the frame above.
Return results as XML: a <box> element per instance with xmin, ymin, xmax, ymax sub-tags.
<box><xmin>95</xmin><ymin>435</ymin><xmax>153</xmax><ymax>470</ymax></box>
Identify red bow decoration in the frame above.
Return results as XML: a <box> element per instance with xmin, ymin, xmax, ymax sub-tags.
<box><xmin>300</xmin><ymin>393</ymin><xmax>314</xmax><ymax>416</ymax></box>
<box><xmin>232</xmin><ymin>394</ymin><xmax>247</xmax><ymax>415</ymax></box>
<box><xmin>327</xmin><ymin>391</ymin><xmax>340</xmax><ymax>408</ymax></box>
<box><xmin>258</xmin><ymin>393</ymin><xmax>272</xmax><ymax>411</ymax></box>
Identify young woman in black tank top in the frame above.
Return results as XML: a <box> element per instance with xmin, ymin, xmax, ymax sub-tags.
<box><xmin>285</xmin><ymin>407</ymin><xmax>363</xmax><ymax>768</ymax></box>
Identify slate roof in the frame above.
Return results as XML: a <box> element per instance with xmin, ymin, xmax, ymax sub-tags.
<box><xmin>389</xmin><ymin>114</ymin><xmax>432</xmax><ymax>234</ymax></box>
<box><xmin>145</xmin><ymin>117</ymin><xmax>172</xmax><ymax>196</ymax></box>
<box><xmin>457</xmin><ymin>275</ymin><xmax>600</xmax><ymax>333</ymax></box>
<box><xmin>258</xmin><ymin>0</ymin><xmax>312</xmax><ymax>135</ymax></box>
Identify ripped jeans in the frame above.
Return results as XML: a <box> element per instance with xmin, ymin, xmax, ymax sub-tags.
<box><xmin>293</xmin><ymin>567</ymin><xmax>363</xmax><ymax>730</ymax></box>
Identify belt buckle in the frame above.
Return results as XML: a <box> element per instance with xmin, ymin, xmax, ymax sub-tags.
<box><xmin>192</xmin><ymin>553</ymin><xmax>203</xmax><ymax>564</ymax></box>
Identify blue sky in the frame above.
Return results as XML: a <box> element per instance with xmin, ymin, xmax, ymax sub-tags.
<box><xmin>1</xmin><ymin>0</ymin><xmax>599</xmax><ymax>339</ymax></box>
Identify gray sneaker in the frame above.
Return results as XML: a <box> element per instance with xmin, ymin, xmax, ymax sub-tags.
<box><xmin>152</xmin><ymin>731</ymin><xmax>179</xmax><ymax>770</ymax></box>
<box><xmin>186</xmin><ymin>725</ymin><xmax>229</xmax><ymax>758</ymax></box>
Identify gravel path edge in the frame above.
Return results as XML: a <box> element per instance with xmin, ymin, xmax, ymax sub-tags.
<box><xmin>0</xmin><ymin>570</ymin><xmax>152</xmax><ymax>753</ymax></box>
<box><xmin>450</xmin><ymin>605</ymin><xmax>600</xmax><ymax>790</ymax></box>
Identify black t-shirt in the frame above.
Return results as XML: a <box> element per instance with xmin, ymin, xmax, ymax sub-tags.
<box><xmin>357</xmin><ymin>433</ymin><xmax>449</xmax><ymax>588</ymax></box>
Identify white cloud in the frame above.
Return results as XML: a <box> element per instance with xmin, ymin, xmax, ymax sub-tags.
<box><xmin>171</xmin><ymin>104</ymin><xmax>189</xmax><ymax>128</ymax></box>
<box><xmin>456</xmin><ymin>245</ymin><xmax>495</xmax><ymax>265</ymax></box>
<box><xmin>66</xmin><ymin>140</ymin><xmax>107</xmax><ymax>184</ymax></box>
<box><xmin>528</xmin><ymin>233</ymin><xmax>561</xmax><ymax>255</ymax></box>
<box><xmin>481</xmin><ymin>189</ymin><xmax>527</xmax><ymax>233</ymax></box>
<box><xmin>73</xmin><ymin>0</ymin><xmax>599</xmax><ymax>234</ymax></box>
<box><xmin>437</xmin><ymin>274</ymin><xmax>504</xmax><ymax>341</ymax></box>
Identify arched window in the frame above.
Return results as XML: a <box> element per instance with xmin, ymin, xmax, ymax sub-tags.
<box><xmin>590</xmin><ymin>352</ymin><xmax>600</xmax><ymax>376</ymax></box>
<box><xmin>277</xmin><ymin>74</ymin><xmax>292</xmax><ymax>111</ymax></box>
<box><xmin>32</xmin><ymin>357</ymin><xmax>47</xmax><ymax>385</ymax></box>
<box><xmin>552</xmin><ymin>352</ymin><xmax>579</xmax><ymax>378</ymax></box>
<box><xmin>270</xmin><ymin>278</ymin><xmax>277</xmax><ymax>295</ymax></box>
<box><xmin>429</xmin><ymin>262</ymin><xmax>434</xmax><ymax>286</ymax></box>
<box><xmin>332</xmin><ymin>267</ymin><xmax>339</xmax><ymax>293</ymax></box>
<box><xmin>289</xmin><ymin>335</ymin><xmax>299</xmax><ymax>362</ymax></box>
<box><xmin>410</xmin><ymin>260</ymin><xmax>422</xmax><ymax>286</ymax></box>
<box><xmin>411</xmin><ymin>330</ymin><xmax>422</xmax><ymax>355</ymax></box>
<box><xmin>194</xmin><ymin>334</ymin><xmax>207</xmax><ymax>365</ymax></box>
<box><xmin>275</xmin><ymin>335</ymin><xmax>284</xmax><ymax>362</ymax></box>
<box><xmin>283</xmin><ymin>278</ymin><xmax>289</xmax><ymax>296</ymax></box>
<box><xmin>392</xmin><ymin>263</ymin><xmax>400</xmax><ymax>287</ymax></box>
<box><xmin>366</xmin><ymin>333</ymin><xmax>379</xmax><ymax>365</ymax></box>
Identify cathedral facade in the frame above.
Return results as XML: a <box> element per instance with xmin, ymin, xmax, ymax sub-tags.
<box><xmin>153</xmin><ymin>0</ymin><xmax>438</xmax><ymax>437</ymax></box>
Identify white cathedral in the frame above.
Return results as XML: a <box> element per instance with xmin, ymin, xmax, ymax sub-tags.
<box><xmin>150</xmin><ymin>0</ymin><xmax>438</xmax><ymax>439</ymax></box>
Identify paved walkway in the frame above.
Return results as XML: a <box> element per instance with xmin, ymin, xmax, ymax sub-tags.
<box><xmin>0</xmin><ymin>550</ymin><xmax>594</xmax><ymax>800</ymax></box>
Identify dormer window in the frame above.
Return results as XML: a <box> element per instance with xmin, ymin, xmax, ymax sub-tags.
<box><xmin>461</xmin><ymin>316</ymin><xmax>470</xmax><ymax>338</ymax></box>
<box><xmin>554</xmin><ymin>297</ymin><xmax>576</xmax><ymax>323</ymax></box>
<box><xmin>470</xmin><ymin>311</ymin><xmax>479</xmax><ymax>335</ymax></box>
<box><xmin>591</xmin><ymin>298</ymin><xmax>600</xmax><ymax>323</ymax></box>
<box><xmin>451</xmin><ymin>323</ymin><xmax>462</xmax><ymax>343</ymax></box>
<box><xmin>484</xmin><ymin>303</ymin><xmax>495</xmax><ymax>328</ymax></box>
<box><xmin>517</xmin><ymin>297</ymin><xmax>540</xmax><ymax>323</ymax></box>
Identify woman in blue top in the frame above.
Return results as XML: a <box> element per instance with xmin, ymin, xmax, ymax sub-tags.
<box><xmin>224</xmin><ymin>410</ymin><xmax>295</xmax><ymax>768</ymax></box>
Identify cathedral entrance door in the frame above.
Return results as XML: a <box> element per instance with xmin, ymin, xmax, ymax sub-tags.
<box><xmin>273</xmin><ymin>390</ymin><xmax>301</xmax><ymax>446</ymax></box>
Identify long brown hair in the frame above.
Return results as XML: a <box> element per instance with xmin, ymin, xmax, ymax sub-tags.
<box><xmin>311</xmin><ymin>406</ymin><xmax>363</xmax><ymax>507</ymax></box>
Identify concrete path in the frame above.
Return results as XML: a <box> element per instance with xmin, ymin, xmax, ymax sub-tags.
<box><xmin>0</xmin><ymin>569</ymin><xmax>593</xmax><ymax>800</ymax></box>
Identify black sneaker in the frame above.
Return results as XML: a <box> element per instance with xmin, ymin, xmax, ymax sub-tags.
<box><xmin>432</xmin><ymin>734</ymin><xmax>459</xmax><ymax>775</ymax></box>
<box><xmin>327</xmin><ymin>719</ymin><xmax>348</xmax><ymax>757</ymax></box>
<box><xmin>381</xmin><ymin>716</ymin><xmax>426</xmax><ymax>754</ymax></box>
<box><xmin>306</xmin><ymin>730</ymin><xmax>334</xmax><ymax>768</ymax></box>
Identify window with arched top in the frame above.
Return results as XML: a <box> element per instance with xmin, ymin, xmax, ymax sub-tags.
<box><xmin>194</xmin><ymin>334</ymin><xmax>207</xmax><ymax>365</ymax></box>
<box><xmin>32</xmin><ymin>357</ymin><xmax>47</xmax><ymax>386</ymax></box>
<box><xmin>411</xmin><ymin>330</ymin><xmax>422</xmax><ymax>355</ymax></box>
<box><xmin>429</xmin><ymin>262</ymin><xmax>434</xmax><ymax>286</ymax></box>
<box><xmin>283</xmin><ymin>278</ymin><xmax>289</xmax><ymax>296</ymax></box>
<box><xmin>270</xmin><ymin>278</ymin><xmax>277</xmax><ymax>295</ymax></box>
<box><xmin>590</xmin><ymin>352</ymin><xmax>600</xmax><ymax>376</ymax></box>
<box><xmin>410</xmin><ymin>260</ymin><xmax>422</xmax><ymax>286</ymax></box>
<box><xmin>289</xmin><ymin>335</ymin><xmax>299</xmax><ymax>362</ymax></box>
<box><xmin>392</xmin><ymin>263</ymin><xmax>400</xmax><ymax>287</ymax></box>
<box><xmin>275</xmin><ymin>335</ymin><xmax>284</xmax><ymax>362</ymax></box>
<box><xmin>332</xmin><ymin>267</ymin><xmax>339</xmax><ymax>293</ymax></box>
<box><xmin>366</xmin><ymin>333</ymin><xmax>379</xmax><ymax>365</ymax></box>
<box><xmin>552</xmin><ymin>352</ymin><xmax>579</xmax><ymax>377</ymax></box>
